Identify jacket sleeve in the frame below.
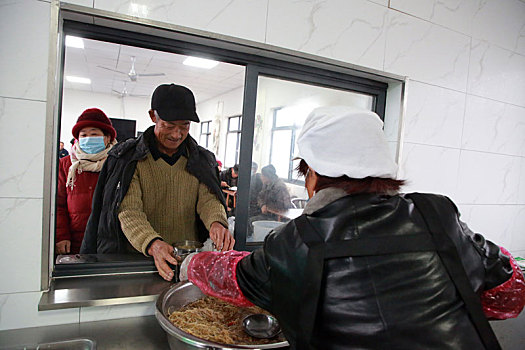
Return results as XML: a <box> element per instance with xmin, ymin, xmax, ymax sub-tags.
<box><xmin>55</xmin><ymin>157</ymin><xmax>71</xmax><ymax>243</ymax></box>
<box><xmin>480</xmin><ymin>246</ymin><xmax>525</xmax><ymax>319</ymax></box>
<box><xmin>187</xmin><ymin>250</ymin><xmax>253</xmax><ymax>307</ymax></box>
<box><xmin>80</xmin><ymin>158</ymin><xmax>109</xmax><ymax>253</ymax></box>
<box><xmin>457</xmin><ymin>218</ymin><xmax>525</xmax><ymax>319</ymax></box>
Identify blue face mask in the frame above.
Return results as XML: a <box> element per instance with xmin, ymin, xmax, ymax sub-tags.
<box><xmin>79</xmin><ymin>136</ymin><xmax>106</xmax><ymax>154</ymax></box>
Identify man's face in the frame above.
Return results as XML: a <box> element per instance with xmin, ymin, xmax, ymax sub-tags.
<box><xmin>149</xmin><ymin>110</ymin><xmax>190</xmax><ymax>155</ymax></box>
<box><xmin>231</xmin><ymin>169</ymin><xmax>238</xmax><ymax>178</ymax></box>
<box><xmin>59</xmin><ymin>142</ymin><xmax>64</xmax><ymax>150</ymax></box>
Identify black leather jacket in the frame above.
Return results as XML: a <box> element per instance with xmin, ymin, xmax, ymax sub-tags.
<box><xmin>236</xmin><ymin>188</ymin><xmax>512</xmax><ymax>349</ymax></box>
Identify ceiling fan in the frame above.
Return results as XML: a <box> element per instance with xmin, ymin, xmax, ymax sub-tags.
<box><xmin>112</xmin><ymin>81</ymin><xmax>149</xmax><ymax>98</ymax></box>
<box><xmin>98</xmin><ymin>56</ymin><xmax>165</xmax><ymax>82</ymax></box>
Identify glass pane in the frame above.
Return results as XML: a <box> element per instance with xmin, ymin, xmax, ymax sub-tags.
<box><xmin>270</xmin><ymin>129</ymin><xmax>292</xmax><ymax>179</ymax></box>
<box><xmin>224</xmin><ymin>132</ymin><xmax>238</xmax><ymax>167</ymax></box>
<box><xmin>58</xmin><ymin>36</ymin><xmax>246</xmax><ymax>271</ymax></box>
<box><xmin>248</xmin><ymin>76</ymin><xmax>374</xmax><ymax>242</ymax></box>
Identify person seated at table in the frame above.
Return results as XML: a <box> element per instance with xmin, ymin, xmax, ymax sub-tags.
<box><xmin>220</xmin><ymin>163</ymin><xmax>239</xmax><ymax>188</ymax></box>
<box><xmin>248</xmin><ymin>164</ymin><xmax>292</xmax><ymax>235</ymax></box>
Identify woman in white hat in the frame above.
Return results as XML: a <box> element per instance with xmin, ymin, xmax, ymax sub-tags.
<box><xmin>180</xmin><ymin>106</ymin><xmax>525</xmax><ymax>349</ymax></box>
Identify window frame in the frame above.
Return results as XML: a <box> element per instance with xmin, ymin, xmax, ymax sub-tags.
<box><xmin>199</xmin><ymin>120</ymin><xmax>211</xmax><ymax>148</ymax></box>
<box><xmin>42</xmin><ymin>4</ymin><xmax>403</xmax><ymax>294</ymax></box>
<box><xmin>224</xmin><ymin>115</ymin><xmax>242</xmax><ymax>166</ymax></box>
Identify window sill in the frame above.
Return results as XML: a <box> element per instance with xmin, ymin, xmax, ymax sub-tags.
<box><xmin>38</xmin><ymin>272</ymin><xmax>172</xmax><ymax>311</ymax></box>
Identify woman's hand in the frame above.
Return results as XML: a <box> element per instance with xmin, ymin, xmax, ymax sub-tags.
<box><xmin>56</xmin><ymin>240</ymin><xmax>71</xmax><ymax>254</ymax></box>
<box><xmin>209</xmin><ymin>222</ymin><xmax>235</xmax><ymax>251</ymax></box>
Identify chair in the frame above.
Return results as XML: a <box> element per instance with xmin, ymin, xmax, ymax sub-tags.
<box><xmin>291</xmin><ymin>198</ymin><xmax>308</xmax><ymax>209</ymax></box>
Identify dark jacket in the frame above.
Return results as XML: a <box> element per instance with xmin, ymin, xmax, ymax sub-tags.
<box><xmin>237</xmin><ymin>189</ymin><xmax>513</xmax><ymax>349</ymax></box>
<box><xmin>56</xmin><ymin>155</ymin><xmax>99</xmax><ymax>254</ymax></box>
<box><xmin>80</xmin><ymin>126</ymin><xmax>226</xmax><ymax>254</ymax></box>
<box><xmin>220</xmin><ymin>168</ymin><xmax>238</xmax><ymax>187</ymax></box>
<box><xmin>257</xmin><ymin>177</ymin><xmax>292</xmax><ymax>212</ymax></box>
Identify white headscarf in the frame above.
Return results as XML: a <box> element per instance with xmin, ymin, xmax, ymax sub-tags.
<box><xmin>295</xmin><ymin>106</ymin><xmax>398</xmax><ymax>179</ymax></box>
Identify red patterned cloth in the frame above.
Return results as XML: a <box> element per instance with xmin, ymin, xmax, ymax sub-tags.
<box><xmin>481</xmin><ymin>247</ymin><xmax>525</xmax><ymax>320</ymax></box>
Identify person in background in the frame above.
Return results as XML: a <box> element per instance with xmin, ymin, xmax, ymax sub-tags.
<box><xmin>81</xmin><ymin>84</ymin><xmax>233</xmax><ymax>281</ymax></box>
<box><xmin>248</xmin><ymin>161</ymin><xmax>263</xmax><ymax>217</ymax></box>
<box><xmin>220</xmin><ymin>163</ymin><xmax>239</xmax><ymax>188</ymax></box>
<box><xmin>58</xmin><ymin>141</ymin><xmax>69</xmax><ymax>158</ymax></box>
<box><xmin>180</xmin><ymin>106</ymin><xmax>525</xmax><ymax>349</ymax></box>
<box><xmin>56</xmin><ymin>108</ymin><xmax>117</xmax><ymax>254</ymax></box>
<box><xmin>216</xmin><ymin>159</ymin><xmax>223</xmax><ymax>172</ymax></box>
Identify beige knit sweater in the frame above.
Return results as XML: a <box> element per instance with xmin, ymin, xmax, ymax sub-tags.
<box><xmin>118</xmin><ymin>153</ymin><xmax>228</xmax><ymax>255</ymax></box>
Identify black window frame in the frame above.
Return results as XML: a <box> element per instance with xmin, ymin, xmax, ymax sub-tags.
<box><xmin>224</xmin><ymin>115</ymin><xmax>242</xmax><ymax>166</ymax></box>
<box><xmin>199</xmin><ymin>120</ymin><xmax>211</xmax><ymax>148</ymax></box>
<box><xmin>50</xmin><ymin>17</ymin><xmax>389</xmax><ymax>278</ymax></box>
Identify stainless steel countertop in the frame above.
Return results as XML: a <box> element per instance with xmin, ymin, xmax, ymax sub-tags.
<box><xmin>0</xmin><ymin>315</ymin><xmax>169</xmax><ymax>350</ymax></box>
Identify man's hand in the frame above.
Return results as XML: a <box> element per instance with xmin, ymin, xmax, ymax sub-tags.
<box><xmin>209</xmin><ymin>222</ymin><xmax>235</xmax><ymax>251</ymax></box>
<box><xmin>148</xmin><ymin>239</ymin><xmax>179</xmax><ymax>281</ymax></box>
<box><xmin>261</xmin><ymin>205</ymin><xmax>268</xmax><ymax>214</ymax></box>
<box><xmin>56</xmin><ymin>240</ymin><xmax>71</xmax><ymax>254</ymax></box>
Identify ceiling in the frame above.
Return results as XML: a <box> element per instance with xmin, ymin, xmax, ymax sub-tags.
<box><xmin>63</xmin><ymin>36</ymin><xmax>246</xmax><ymax>103</ymax></box>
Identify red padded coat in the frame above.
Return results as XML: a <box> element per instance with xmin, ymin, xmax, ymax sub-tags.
<box><xmin>56</xmin><ymin>155</ymin><xmax>100</xmax><ymax>254</ymax></box>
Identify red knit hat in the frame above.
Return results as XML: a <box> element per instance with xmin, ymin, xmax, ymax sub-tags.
<box><xmin>72</xmin><ymin>108</ymin><xmax>117</xmax><ymax>141</ymax></box>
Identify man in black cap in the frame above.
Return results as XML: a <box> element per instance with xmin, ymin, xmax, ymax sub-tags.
<box><xmin>82</xmin><ymin>84</ymin><xmax>233</xmax><ymax>281</ymax></box>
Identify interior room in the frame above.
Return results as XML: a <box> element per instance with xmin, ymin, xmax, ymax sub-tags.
<box><xmin>1</xmin><ymin>0</ymin><xmax>524</xmax><ymax>349</ymax></box>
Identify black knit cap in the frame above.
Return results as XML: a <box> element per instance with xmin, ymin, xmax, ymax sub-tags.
<box><xmin>151</xmin><ymin>84</ymin><xmax>200</xmax><ymax>122</ymax></box>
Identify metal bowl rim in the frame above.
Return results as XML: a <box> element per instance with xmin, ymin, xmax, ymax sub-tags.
<box><xmin>155</xmin><ymin>281</ymin><xmax>289</xmax><ymax>349</ymax></box>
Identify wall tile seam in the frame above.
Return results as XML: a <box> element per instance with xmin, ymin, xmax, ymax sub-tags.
<box><xmin>386</xmin><ymin>6</ymin><xmax>472</xmax><ymax>39</ymax></box>
<box><xmin>470</xmin><ymin>36</ymin><xmax>525</xmax><ymax>57</ymax></box>
<box><xmin>0</xmin><ymin>197</ymin><xmax>44</xmax><ymax>200</ymax></box>
<box><xmin>402</xmin><ymin>141</ymin><xmax>525</xmax><ymax>159</ymax></box>
<box><xmin>0</xmin><ymin>96</ymin><xmax>47</xmax><ymax>103</ymax></box>
<box><xmin>464</xmin><ymin>92</ymin><xmax>525</xmax><ymax>110</ymax></box>
<box><xmin>407</xmin><ymin>79</ymin><xmax>468</xmax><ymax>95</ymax></box>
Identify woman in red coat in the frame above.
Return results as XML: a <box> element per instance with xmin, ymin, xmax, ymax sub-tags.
<box><xmin>56</xmin><ymin>108</ymin><xmax>117</xmax><ymax>254</ymax></box>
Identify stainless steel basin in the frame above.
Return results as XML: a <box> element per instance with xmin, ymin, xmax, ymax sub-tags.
<box><xmin>155</xmin><ymin>281</ymin><xmax>289</xmax><ymax>349</ymax></box>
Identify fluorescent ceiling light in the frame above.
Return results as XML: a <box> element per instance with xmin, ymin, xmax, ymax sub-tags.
<box><xmin>65</xmin><ymin>35</ymin><xmax>84</xmax><ymax>49</ymax></box>
<box><xmin>183</xmin><ymin>56</ymin><xmax>219</xmax><ymax>69</ymax></box>
<box><xmin>66</xmin><ymin>76</ymin><xmax>91</xmax><ymax>84</ymax></box>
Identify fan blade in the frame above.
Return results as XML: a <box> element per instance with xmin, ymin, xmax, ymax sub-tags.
<box><xmin>111</xmin><ymin>89</ymin><xmax>122</xmax><ymax>94</ymax></box>
<box><xmin>97</xmin><ymin>65</ymin><xmax>128</xmax><ymax>75</ymax></box>
<box><xmin>129</xmin><ymin>93</ymin><xmax>150</xmax><ymax>98</ymax></box>
<box><xmin>137</xmin><ymin>73</ymin><xmax>166</xmax><ymax>77</ymax></box>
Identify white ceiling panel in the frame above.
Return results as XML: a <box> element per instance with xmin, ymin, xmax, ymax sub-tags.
<box><xmin>64</xmin><ymin>36</ymin><xmax>245</xmax><ymax>102</ymax></box>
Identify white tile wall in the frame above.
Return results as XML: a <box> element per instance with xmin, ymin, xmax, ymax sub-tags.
<box><xmin>468</xmin><ymin>40</ymin><xmax>525</xmax><ymax>107</ymax></box>
<box><xmin>0</xmin><ymin>0</ymin><xmax>50</xmax><ymax>101</ymax></box>
<box><xmin>399</xmin><ymin>143</ymin><xmax>460</xmax><ymax>200</ymax></box>
<box><xmin>403</xmin><ymin>80</ymin><xmax>465</xmax><ymax>148</ymax></box>
<box><xmin>0</xmin><ymin>292</ymin><xmax>79</xmax><ymax>331</ymax></box>
<box><xmin>1</xmin><ymin>0</ymin><xmax>525</xmax><ymax>331</ymax></box>
<box><xmin>457</xmin><ymin>204</ymin><xmax>516</xmax><ymax>248</ymax></box>
<box><xmin>94</xmin><ymin>0</ymin><xmax>268</xmax><ymax>43</ymax></box>
<box><xmin>0</xmin><ymin>98</ymin><xmax>46</xmax><ymax>198</ymax></box>
<box><xmin>462</xmin><ymin>95</ymin><xmax>525</xmax><ymax>157</ymax></box>
<box><xmin>457</xmin><ymin>151</ymin><xmax>522</xmax><ymax>205</ymax></box>
<box><xmin>519</xmin><ymin>157</ymin><xmax>525</xmax><ymax>204</ymax></box>
<box><xmin>266</xmin><ymin>0</ymin><xmax>388</xmax><ymax>71</ymax></box>
<box><xmin>390</xmin><ymin>0</ymin><xmax>480</xmax><ymax>35</ymax></box>
<box><xmin>471</xmin><ymin>0</ymin><xmax>525</xmax><ymax>55</ymax></box>
<box><xmin>509</xmin><ymin>206</ymin><xmax>525</xmax><ymax>253</ymax></box>
<box><xmin>384</xmin><ymin>11</ymin><xmax>470</xmax><ymax>91</ymax></box>
<box><xmin>0</xmin><ymin>198</ymin><xmax>43</xmax><ymax>294</ymax></box>
<box><xmin>80</xmin><ymin>302</ymin><xmax>155</xmax><ymax>322</ymax></box>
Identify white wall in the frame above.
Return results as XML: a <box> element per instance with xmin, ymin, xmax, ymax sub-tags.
<box><xmin>60</xmin><ymin>89</ymin><xmax>152</xmax><ymax>152</ymax></box>
<box><xmin>1</xmin><ymin>0</ymin><xmax>524</xmax><ymax>331</ymax></box>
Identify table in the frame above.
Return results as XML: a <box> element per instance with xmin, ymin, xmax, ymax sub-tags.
<box><xmin>267</xmin><ymin>208</ymin><xmax>304</xmax><ymax>221</ymax></box>
<box><xmin>222</xmin><ymin>188</ymin><xmax>237</xmax><ymax>212</ymax></box>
